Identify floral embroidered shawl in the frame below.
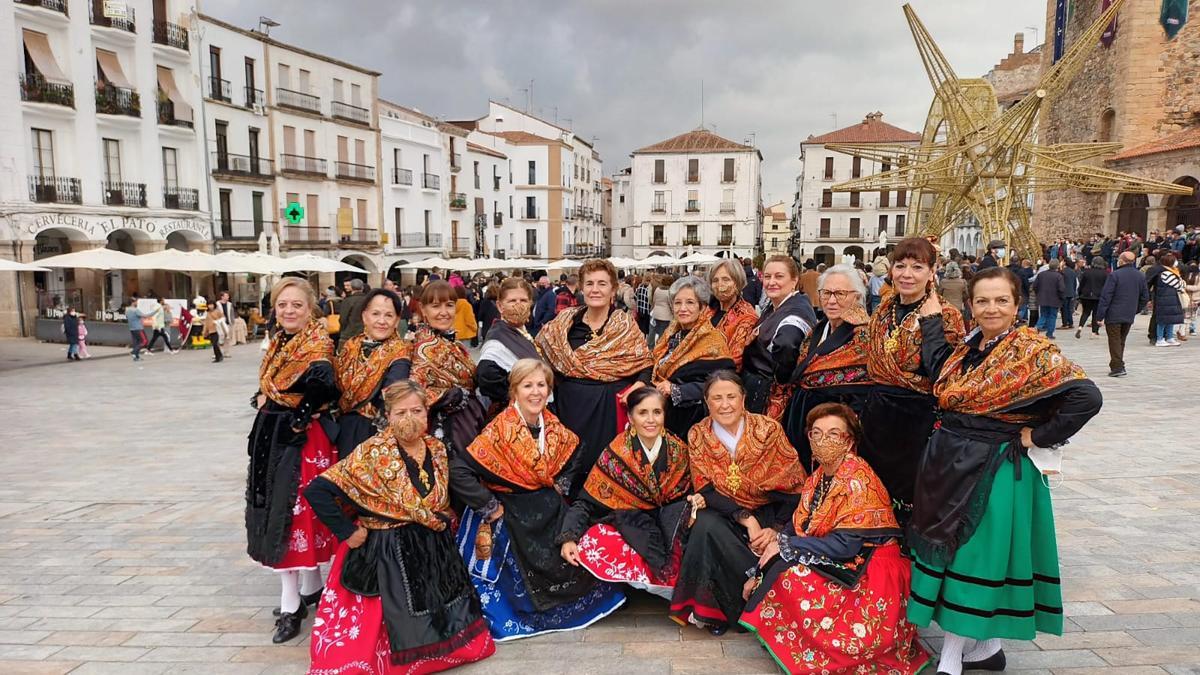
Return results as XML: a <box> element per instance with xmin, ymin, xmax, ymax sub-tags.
<box><xmin>713</xmin><ymin>298</ymin><xmax>758</xmax><ymax>370</ymax></box>
<box><xmin>687</xmin><ymin>413</ymin><xmax>807</xmax><ymax>510</ymax></box>
<box><xmin>792</xmin><ymin>454</ymin><xmax>899</xmax><ymax>538</ymax></box>
<box><xmin>535</xmin><ymin>307</ymin><xmax>653</xmax><ymax>382</ymax></box>
<box><xmin>652</xmin><ymin>307</ymin><xmax>732</xmax><ymax>381</ymax></box>
<box><xmin>320</xmin><ymin>432</ymin><xmax>451</xmax><ymax>531</ymax></box>
<box><xmin>335</xmin><ymin>333</ymin><xmax>412</xmax><ymax>417</ymax></box>
<box><xmin>583</xmin><ymin>429</ymin><xmax>691</xmax><ymax>511</ymax></box>
<box><xmin>259</xmin><ymin>320</ymin><xmax>334</xmax><ymax>407</ymax></box>
<box><xmin>466</xmin><ymin>405</ymin><xmax>579</xmax><ymax>493</ymax></box>
<box><xmin>410</xmin><ymin>326</ymin><xmax>475</xmax><ymax>405</ymax></box>
<box><xmin>867</xmin><ymin>293</ymin><xmax>964</xmax><ymax>392</ymax></box>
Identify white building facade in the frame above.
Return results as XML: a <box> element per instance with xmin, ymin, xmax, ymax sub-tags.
<box><xmin>2</xmin><ymin>0</ymin><xmax>209</xmax><ymax>336</ymax></box>
<box><xmin>624</xmin><ymin>128</ymin><xmax>762</xmax><ymax>260</ymax></box>
<box><xmin>794</xmin><ymin>113</ymin><xmax>919</xmax><ymax>266</ymax></box>
<box><xmin>378</xmin><ymin>100</ymin><xmax>451</xmax><ymax>279</ymax></box>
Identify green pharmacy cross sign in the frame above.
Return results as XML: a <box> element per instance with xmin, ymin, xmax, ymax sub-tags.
<box><xmin>285</xmin><ymin>202</ymin><xmax>305</xmax><ymax>225</ymax></box>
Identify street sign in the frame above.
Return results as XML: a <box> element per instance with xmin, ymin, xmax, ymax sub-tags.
<box><xmin>103</xmin><ymin>1</ymin><xmax>128</xmax><ymax>19</ymax></box>
<box><xmin>285</xmin><ymin>202</ymin><xmax>305</xmax><ymax>225</ymax></box>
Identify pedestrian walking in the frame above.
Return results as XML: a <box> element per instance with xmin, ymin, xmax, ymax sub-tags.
<box><xmin>125</xmin><ymin>295</ymin><xmax>147</xmax><ymax>362</ymax></box>
<box><xmin>1096</xmin><ymin>251</ymin><xmax>1149</xmax><ymax>377</ymax></box>
<box><xmin>1153</xmin><ymin>253</ymin><xmax>1186</xmax><ymax>347</ymax></box>
<box><xmin>1076</xmin><ymin>256</ymin><xmax>1107</xmax><ymax>338</ymax></box>
<box><xmin>203</xmin><ymin>300</ymin><xmax>226</xmax><ymax>363</ymax></box>
<box><xmin>145</xmin><ymin>297</ymin><xmax>177</xmax><ymax>353</ymax></box>
<box><xmin>1185</xmin><ymin>262</ymin><xmax>1200</xmax><ymax>335</ymax></box>
<box><xmin>1061</xmin><ymin>259</ymin><xmax>1079</xmax><ymax>328</ymax></box>
<box><xmin>62</xmin><ymin>307</ymin><xmax>80</xmax><ymax>361</ymax></box>
<box><xmin>1032</xmin><ymin>262</ymin><xmax>1065</xmax><ymax>338</ymax></box>
<box><xmin>77</xmin><ymin>316</ymin><xmax>91</xmax><ymax>358</ymax></box>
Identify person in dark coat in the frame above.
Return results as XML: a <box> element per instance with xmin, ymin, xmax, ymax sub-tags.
<box><xmin>532</xmin><ymin>275</ymin><xmax>558</xmax><ymax>335</ymax></box>
<box><xmin>1061</xmin><ymin>260</ymin><xmax>1079</xmax><ymax>328</ymax></box>
<box><xmin>1096</xmin><ymin>251</ymin><xmax>1149</xmax><ymax>377</ymax></box>
<box><xmin>1144</xmin><ymin>254</ymin><xmax>1167</xmax><ymax>344</ymax></box>
<box><xmin>477</xmin><ymin>283</ymin><xmax>501</xmax><ymax>342</ymax></box>
<box><xmin>62</xmin><ymin>308</ymin><xmax>81</xmax><ymax>361</ymax></box>
<box><xmin>1076</xmin><ymin>256</ymin><xmax>1109</xmax><ymax>338</ymax></box>
<box><xmin>1032</xmin><ymin>264</ymin><xmax>1066</xmax><ymax>338</ymax></box>
<box><xmin>1151</xmin><ymin>253</ymin><xmax>1186</xmax><ymax>346</ymax></box>
<box><xmin>978</xmin><ymin>239</ymin><xmax>1005</xmax><ymax>269</ymax></box>
<box><xmin>742</xmin><ymin>262</ymin><xmax>763</xmax><ymax>307</ymax></box>
<box><xmin>337</xmin><ymin>279</ymin><xmax>368</xmax><ymax>348</ymax></box>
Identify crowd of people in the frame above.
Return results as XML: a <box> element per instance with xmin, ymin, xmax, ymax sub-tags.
<box><xmin>242</xmin><ymin>236</ymin><xmax>1103</xmax><ymax>675</ymax></box>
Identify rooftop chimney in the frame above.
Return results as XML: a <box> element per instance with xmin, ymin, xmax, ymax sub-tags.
<box><xmin>1014</xmin><ymin>33</ymin><xmax>1025</xmax><ymax>54</ymax></box>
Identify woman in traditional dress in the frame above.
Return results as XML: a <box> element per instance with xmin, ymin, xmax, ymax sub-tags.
<box><xmin>905</xmin><ymin>266</ymin><xmax>1101</xmax><ymax>675</ymax></box>
<box><xmin>334</xmin><ymin>289</ymin><xmax>412</xmax><ymax>459</ymax></box>
<box><xmin>740</xmin><ymin>255</ymin><xmax>817</xmax><ymax>419</ymax></box>
<box><xmin>247</xmin><ymin>277</ymin><xmax>339</xmax><ymax>643</ymax></box>
<box><xmin>305</xmin><ymin>381</ymin><xmax>496</xmax><ymax>674</ymax></box>
<box><xmin>671</xmin><ymin>371</ymin><xmax>807</xmax><ymax>635</ymax></box>
<box><xmin>782</xmin><ymin>264</ymin><xmax>873</xmax><ymax>467</ymax></box>
<box><xmin>740</xmin><ymin>403</ymin><xmax>929</xmax><ymax>674</ymax></box>
<box><xmin>451</xmin><ymin>359</ymin><xmax>625</xmax><ymax>640</ymax></box>
<box><xmin>557</xmin><ymin>388</ymin><xmax>701</xmax><ymax>598</ymax></box>
<box><xmin>536</xmin><ymin>259</ymin><xmax>654</xmax><ymax>471</ymax></box>
<box><xmin>476</xmin><ymin>277</ymin><xmax>541</xmax><ymax>414</ymax></box>
<box><xmin>860</xmin><ymin>237</ymin><xmax>964</xmax><ymax>527</ymax></box>
<box><xmin>410</xmin><ymin>281</ymin><xmax>486</xmax><ymax>455</ymax></box>
<box><xmin>707</xmin><ymin>259</ymin><xmax>758</xmax><ymax>370</ymax></box>
<box><xmin>633</xmin><ymin>276</ymin><xmax>735</xmax><ymax>438</ymax></box>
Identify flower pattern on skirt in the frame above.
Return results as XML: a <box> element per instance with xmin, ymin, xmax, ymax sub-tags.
<box><xmin>576</xmin><ymin>524</ymin><xmax>677</xmax><ymax>599</ymax></box>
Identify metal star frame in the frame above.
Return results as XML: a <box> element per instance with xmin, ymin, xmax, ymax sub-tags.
<box><xmin>826</xmin><ymin>0</ymin><xmax>1191</xmax><ymax>259</ymax></box>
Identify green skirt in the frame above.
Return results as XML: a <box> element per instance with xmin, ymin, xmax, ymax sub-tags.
<box><xmin>907</xmin><ymin>451</ymin><xmax>1062</xmax><ymax>640</ymax></box>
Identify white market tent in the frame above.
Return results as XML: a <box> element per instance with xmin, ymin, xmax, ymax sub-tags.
<box><xmin>0</xmin><ymin>258</ymin><xmax>50</xmax><ymax>272</ymax></box>
<box><xmin>213</xmin><ymin>251</ymin><xmax>288</xmax><ymax>275</ymax></box>
<box><xmin>34</xmin><ymin>248</ymin><xmax>142</xmax><ymax>270</ymax></box>
<box><xmin>272</xmin><ymin>254</ymin><xmax>368</xmax><ymax>274</ymax></box>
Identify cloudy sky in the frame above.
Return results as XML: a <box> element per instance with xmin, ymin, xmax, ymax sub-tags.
<box><xmin>203</xmin><ymin>0</ymin><xmax>1047</xmax><ymax>204</ymax></box>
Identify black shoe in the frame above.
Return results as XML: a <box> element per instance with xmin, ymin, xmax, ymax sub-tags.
<box><xmin>706</xmin><ymin>623</ymin><xmax>728</xmax><ymax>636</ymax></box>
<box><xmin>963</xmin><ymin>648</ymin><xmax>1006</xmax><ymax>671</ymax></box>
<box><xmin>274</xmin><ymin>588</ymin><xmax>323</xmax><ymax>616</ymax></box>
<box><xmin>271</xmin><ymin>601</ymin><xmax>307</xmax><ymax>643</ymax></box>
<box><xmin>1108</xmin><ymin>369</ymin><xmax>1127</xmax><ymax>377</ymax></box>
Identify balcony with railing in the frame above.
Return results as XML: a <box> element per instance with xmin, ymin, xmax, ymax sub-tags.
<box><xmin>207</xmin><ymin>76</ymin><xmax>231</xmax><ymax>102</ymax></box>
<box><xmin>493</xmin><ymin>175</ymin><xmax>501</xmax><ymax>191</ymax></box>
<box><xmin>448</xmin><ymin>237</ymin><xmax>471</xmax><ymax>257</ymax></box>
<box><xmin>90</xmin><ymin>3</ymin><xmax>134</xmax><ymax>32</ymax></box>
<box><xmin>450</xmin><ymin>154</ymin><xmax>462</xmax><ymax>172</ymax></box>
<box><xmin>331</xmin><ymin>100</ymin><xmax>370</xmax><ymax>125</ymax></box>
<box><xmin>650</xmin><ymin>237</ymin><xmax>667</xmax><ymax>247</ymax></box>
<box><xmin>683</xmin><ymin>236</ymin><xmax>701</xmax><ymax>246</ymax></box>
<box><xmin>28</xmin><ymin>176</ymin><xmax>81</xmax><ymax>204</ymax></box>
<box><xmin>719</xmin><ymin>201</ymin><xmax>736</xmax><ymax>213</ymax></box>
<box><xmin>422</xmin><ymin>173</ymin><xmax>440</xmax><ymax>190</ymax></box>
<box><xmin>280</xmin><ymin>154</ymin><xmax>327</xmax><ymax>177</ymax></box>
<box><xmin>95</xmin><ymin>82</ymin><xmax>140</xmax><ymax>117</ymax></box>
<box><xmin>156</xmin><ymin>99</ymin><xmax>192</xmax><ymax>128</ymax></box>
<box><xmin>521</xmin><ymin>207</ymin><xmax>541</xmax><ymax>220</ymax></box>
<box><xmin>339</xmin><ymin>228</ymin><xmax>378</xmax><ymax>246</ymax></box>
<box><xmin>217</xmin><ymin>219</ymin><xmax>265</xmax><ymax>241</ymax></box>
<box><xmin>334</xmin><ymin>161</ymin><xmax>375</xmax><ymax>182</ymax></box>
<box><xmin>651</xmin><ymin>202</ymin><xmax>666</xmax><ymax>214</ymax></box>
<box><xmin>276</xmin><ymin>87</ymin><xmax>320</xmax><ymax>114</ymax></box>
<box><xmin>396</xmin><ymin>232</ymin><xmax>442</xmax><ymax>249</ymax></box>
<box><xmin>19</xmin><ymin>73</ymin><xmax>73</xmax><ymax>107</ymax></box>
<box><xmin>493</xmin><ymin>212</ymin><xmax>503</xmax><ymax>227</ymax></box>
<box><xmin>449</xmin><ymin>193</ymin><xmax>467</xmax><ymax>210</ymax></box>
<box><xmin>281</xmin><ymin>225</ymin><xmax>332</xmax><ymax>247</ymax></box>
<box><xmin>523</xmin><ymin>245</ymin><xmax>540</xmax><ymax>257</ymax></box>
<box><xmin>211</xmin><ymin>152</ymin><xmax>274</xmax><ymax>181</ymax></box>
<box><xmin>152</xmin><ymin>20</ymin><xmax>188</xmax><ymax>51</ymax></box>
<box><xmin>244</xmin><ymin>86</ymin><xmax>264</xmax><ymax>108</ymax></box>
<box><xmin>685</xmin><ymin>200</ymin><xmax>700</xmax><ymax>212</ymax></box>
<box><xmin>162</xmin><ymin>187</ymin><xmax>199</xmax><ymax>210</ymax></box>
<box><xmin>16</xmin><ymin>0</ymin><xmax>67</xmax><ymax>15</ymax></box>
<box><xmin>718</xmin><ymin>236</ymin><xmax>734</xmax><ymax>246</ymax></box>
<box><xmin>102</xmin><ymin>181</ymin><xmax>147</xmax><ymax>207</ymax></box>
<box><xmin>391</xmin><ymin>168</ymin><xmax>413</xmax><ymax>186</ymax></box>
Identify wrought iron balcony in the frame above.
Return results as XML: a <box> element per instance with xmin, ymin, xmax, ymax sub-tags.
<box><xmin>522</xmin><ymin>207</ymin><xmax>540</xmax><ymax>220</ymax></box>
<box><xmin>339</xmin><ymin>228</ymin><xmax>378</xmax><ymax>245</ymax></box>
<box><xmin>16</xmin><ymin>0</ymin><xmax>67</xmax><ymax>15</ymax></box>
<box><xmin>422</xmin><ymin>173</ymin><xmax>440</xmax><ymax>189</ymax></box>
<box><xmin>152</xmin><ymin>20</ymin><xmax>188</xmax><ymax>51</ymax></box>
<box><xmin>449</xmin><ymin>193</ymin><xmax>467</xmax><ymax>209</ymax></box>
<box><xmin>102</xmin><ymin>181</ymin><xmax>147</xmax><ymax>207</ymax></box>
<box><xmin>276</xmin><ymin>87</ymin><xmax>320</xmax><ymax>114</ymax></box>
<box><xmin>720</xmin><ymin>201</ymin><xmax>736</xmax><ymax>213</ymax></box>
<box><xmin>686</xmin><ymin>200</ymin><xmax>700</xmax><ymax>212</ymax></box>
<box><xmin>450</xmin><ymin>153</ymin><xmax>462</xmax><ymax>172</ymax></box>
<box><xmin>396</xmin><ymin>232</ymin><xmax>442</xmax><ymax>248</ymax></box>
<box><xmin>650</xmin><ymin>237</ymin><xmax>667</xmax><ymax>247</ymax></box>
<box><xmin>391</xmin><ymin>168</ymin><xmax>413</xmax><ymax>185</ymax></box>
<box><xmin>217</xmin><ymin>219</ymin><xmax>264</xmax><ymax>240</ymax></box>
<box><xmin>90</xmin><ymin>3</ymin><xmax>134</xmax><ymax>32</ymax></box>
<box><xmin>683</xmin><ymin>236</ymin><xmax>701</xmax><ymax>246</ymax></box>
<box><xmin>157</xmin><ymin>99</ymin><xmax>192</xmax><ymax>128</ymax></box>
<box><xmin>95</xmin><ymin>82</ymin><xmax>140</xmax><ymax>117</ymax></box>
<box><xmin>718</xmin><ymin>236</ymin><xmax>734</xmax><ymax>246</ymax></box>
<box><xmin>244</xmin><ymin>87</ymin><xmax>265</xmax><ymax>108</ymax></box>
<box><xmin>331</xmin><ymin>100</ymin><xmax>370</xmax><ymax>125</ymax></box>
<box><xmin>211</xmin><ymin>152</ymin><xmax>274</xmax><ymax>180</ymax></box>
<box><xmin>19</xmin><ymin>73</ymin><xmax>73</xmax><ymax>107</ymax></box>
<box><xmin>448</xmin><ymin>237</ymin><xmax>470</xmax><ymax>254</ymax></box>
<box><xmin>493</xmin><ymin>213</ymin><xmax>503</xmax><ymax>226</ymax></box>
<box><xmin>163</xmin><ymin>187</ymin><xmax>199</xmax><ymax>210</ymax></box>
<box><xmin>281</xmin><ymin>225</ymin><xmax>332</xmax><ymax>246</ymax></box>
<box><xmin>28</xmin><ymin>175</ymin><xmax>81</xmax><ymax>204</ymax></box>
<box><xmin>651</xmin><ymin>204</ymin><xmax>666</xmax><ymax>214</ymax></box>
<box><xmin>280</xmin><ymin>154</ymin><xmax>327</xmax><ymax>177</ymax></box>
<box><xmin>335</xmin><ymin>161</ymin><xmax>375</xmax><ymax>182</ymax></box>
<box><xmin>207</xmin><ymin>76</ymin><xmax>231</xmax><ymax>102</ymax></box>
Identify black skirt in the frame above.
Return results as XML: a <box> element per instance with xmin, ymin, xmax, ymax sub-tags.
<box><xmin>334</xmin><ymin>411</ymin><xmax>375</xmax><ymax>460</ymax></box>
<box><xmin>555</xmin><ymin>375</ymin><xmax>638</xmax><ymax>471</ymax></box>
<box><xmin>245</xmin><ymin>402</ymin><xmax>304</xmax><ymax>565</ymax></box>
<box><xmin>669</xmin><ymin>509</ymin><xmax>758</xmax><ymax>627</ymax></box>
<box><xmin>858</xmin><ymin>385</ymin><xmax>937</xmax><ymax>527</ymax></box>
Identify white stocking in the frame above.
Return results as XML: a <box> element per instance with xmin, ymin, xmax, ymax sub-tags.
<box><xmin>279</xmin><ymin>570</ymin><xmax>301</xmax><ymax>614</ymax></box>
<box><xmin>299</xmin><ymin>568</ymin><xmax>324</xmax><ymax>596</ymax></box>
<box><xmin>937</xmin><ymin>632</ymin><xmax>969</xmax><ymax>675</ymax></box>
<box><xmin>963</xmin><ymin>638</ymin><xmax>1002</xmax><ymax>662</ymax></box>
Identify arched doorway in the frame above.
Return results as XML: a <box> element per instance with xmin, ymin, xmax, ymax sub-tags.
<box><xmin>33</xmin><ymin>227</ymin><xmax>89</xmax><ymax>314</ymax></box>
<box><xmin>1166</xmin><ymin>177</ymin><xmax>1200</xmax><ymax>230</ymax></box>
<box><xmin>336</xmin><ymin>254</ymin><xmax>372</xmax><ymax>289</ymax></box>
<box><xmin>104</xmin><ymin>229</ymin><xmax>153</xmax><ymax>307</ymax></box>
<box><xmin>844</xmin><ymin>245</ymin><xmax>865</xmax><ymax>263</ymax></box>
<box><xmin>814</xmin><ymin>245</ymin><xmax>835</xmax><ymax>267</ymax></box>
<box><xmin>1116</xmin><ymin>192</ymin><xmax>1149</xmax><ymax>238</ymax></box>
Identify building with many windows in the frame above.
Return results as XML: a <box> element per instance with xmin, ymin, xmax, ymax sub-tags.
<box><xmin>1</xmin><ymin>0</ymin><xmax>209</xmax><ymax>336</ymax></box>
<box><xmin>378</xmin><ymin>100</ymin><xmax>449</xmax><ymax>278</ymax></box>
<box><xmin>793</xmin><ymin>113</ymin><xmax>919</xmax><ymax>266</ymax></box>
<box><xmin>614</xmin><ymin>128</ymin><xmax>762</xmax><ymax>260</ymax></box>
<box><xmin>761</xmin><ymin>201</ymin><xmax>790</xmax><ymax>256</ymax></box>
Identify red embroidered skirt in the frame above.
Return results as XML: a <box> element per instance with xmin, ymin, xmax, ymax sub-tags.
<box><xmin>309</xmin><ymin>541</ymin><xmax>495</xmax><ymax>675</ymax></box>
<box><xmin>739</xmin><ymin>543</ymin><xmax>929</xmax><ymax>674</ymax></box>
<box><xmin>267</xmin><ymin>421</ymin><xmax>337</xmax><ymax>571</ymax></box>
<box><xmin>577</xmin><ymin>524</ymin><xmax>677</xmax><ymax>599</ymax></box>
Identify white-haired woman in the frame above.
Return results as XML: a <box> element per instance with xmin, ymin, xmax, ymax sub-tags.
<box><xmin>782</xmin><ymin>264</ymin><xmax>874</xmax><ymax>469</ymax></box>
<box><xmin>707</xmin><ymin>259</ymin><xmax>758</xmax><ymax>370</ymax></box>
<box><xmin>632</xmin><ymin>276</ymin><xmax>735</xmax><ymax>438</ymax></box>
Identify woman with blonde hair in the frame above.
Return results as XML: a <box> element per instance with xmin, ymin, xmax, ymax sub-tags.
<box><xmin>247</xmin><ymin>277</ymin><xmax>339</xmax><ymax>643</ymax></box>
<box><xmin>739</xmin><ymin>255</ymin><xmax>817</xmax><ymax>419</ymax></box>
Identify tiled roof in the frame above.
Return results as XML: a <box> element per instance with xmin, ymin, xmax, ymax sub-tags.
<box><xmin>633</xmin><ymin>128</ymin><xmax>755</xmax><ymax>154</ymax></box>
<box><xmin>467</xmin><ymin>141</ymin><xmax>506</xmax><ymax>159</ymax></box>
<box><xmin>805</xmin><ymin>113</ymin><xmax>920</xmax><ymax>145</ymax></box>
<box><xmin>490</xmin><ymin>130</ymin><xmax>556</xmax><ymax>144</ymax></box>
<box><xmin>1105</xmin><ymin>125</ymin><xmax>1200</xmax><ymax>163</ymax></box>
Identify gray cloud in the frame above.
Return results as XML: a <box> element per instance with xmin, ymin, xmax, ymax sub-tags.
<box><xmin>202</xmin><ymin>0</ymin><xmax>1046</xmax><ymax>205</ymax></box>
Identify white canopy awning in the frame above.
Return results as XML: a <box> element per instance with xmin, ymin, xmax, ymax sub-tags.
<box><xmin>22</xmin><ymin>29</ymin><xmax>68</xmax><ymax>83</ymax></box>
<box><xmin>121</xmin><ymin>249</ymin><xmax>224</xmax><ymax>272</ymax></box>
<box><xmin>274</xmin><ymin>254</ymin><xmax>366</xmax><ymax>274</ymax></box>
<box><xmin>0</xmin><ymin>258</ymin><xmax>50</xmax><ymax>272</ymax></box>
<box><xmin>156</xmin><ymin>66</ymin><xmax>193</xmax><ymax>122</ymax></box>
<box><xmin>35</xmin><ymin>248</ymin><xmax>141</xmax><ymax>270</ymax></box>
<box><xmin>214</xmin><ymin>252</ymin><xmax>286</xmax><ymax>275</ymax></box>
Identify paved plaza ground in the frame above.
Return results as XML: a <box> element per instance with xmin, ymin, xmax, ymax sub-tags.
<box><xmin>0</xmin><ymin>318</ymin><xmax>1198</xmax><ymax>674</ymax></box>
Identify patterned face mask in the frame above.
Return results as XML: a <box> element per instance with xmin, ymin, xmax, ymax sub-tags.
<box><xmin>390</xmin><ymin>416</ymin><xmax>426</xmax><ymax>443</ymax></box>
<box><xmin>811</xmin><ymin>435</ymin><xmax>852</xmax><ymax>468</ymax></box>
<box><xmin>501</xmin><ymin>303</ymin><xmax>531</xmax><ymax>326</ymax></box>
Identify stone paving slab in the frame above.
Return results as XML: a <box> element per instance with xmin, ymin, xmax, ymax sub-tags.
<box><xmin>0</xmin><ymin>316</ymin><xmax>1198</xmax><ymax>673</ymax></box>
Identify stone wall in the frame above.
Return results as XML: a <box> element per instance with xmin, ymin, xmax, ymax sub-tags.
<box><xmin>1158</xmin><ymin>1</ymin><xmax>1200</xmax><ymax>134</ymax></box>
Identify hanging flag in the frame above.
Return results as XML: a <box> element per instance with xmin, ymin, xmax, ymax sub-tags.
<box><xmin>1100</xmin><ymin>0</ymin><xmax>1119</xmax><ymax>47</ymax></box>
<box><xmin>1067</xmin><ymin>0</ymin><xmax>1076</xmax><ymax>20</ymax></box>
<box><xmin>1053</xmin><ymin>0</ymin><xmax>1068</xmax><ymax>62</ymax></box>
<box><xmin>1161</xmin><ymin>0</ymin><xmax>1189</xmax><ymax>39</ymax></box>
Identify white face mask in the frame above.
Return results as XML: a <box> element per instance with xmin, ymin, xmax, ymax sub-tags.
<box><xmin>994</xmin><ymin>248</ymin><xmax>1007</xmax><ymax>260</ymax></box>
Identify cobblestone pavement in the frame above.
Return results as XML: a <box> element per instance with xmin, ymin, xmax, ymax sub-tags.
<box><xmin>0</xmin><ymin>318</ymin><xmax>1198</xmax><ymax>674</ymax></box>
